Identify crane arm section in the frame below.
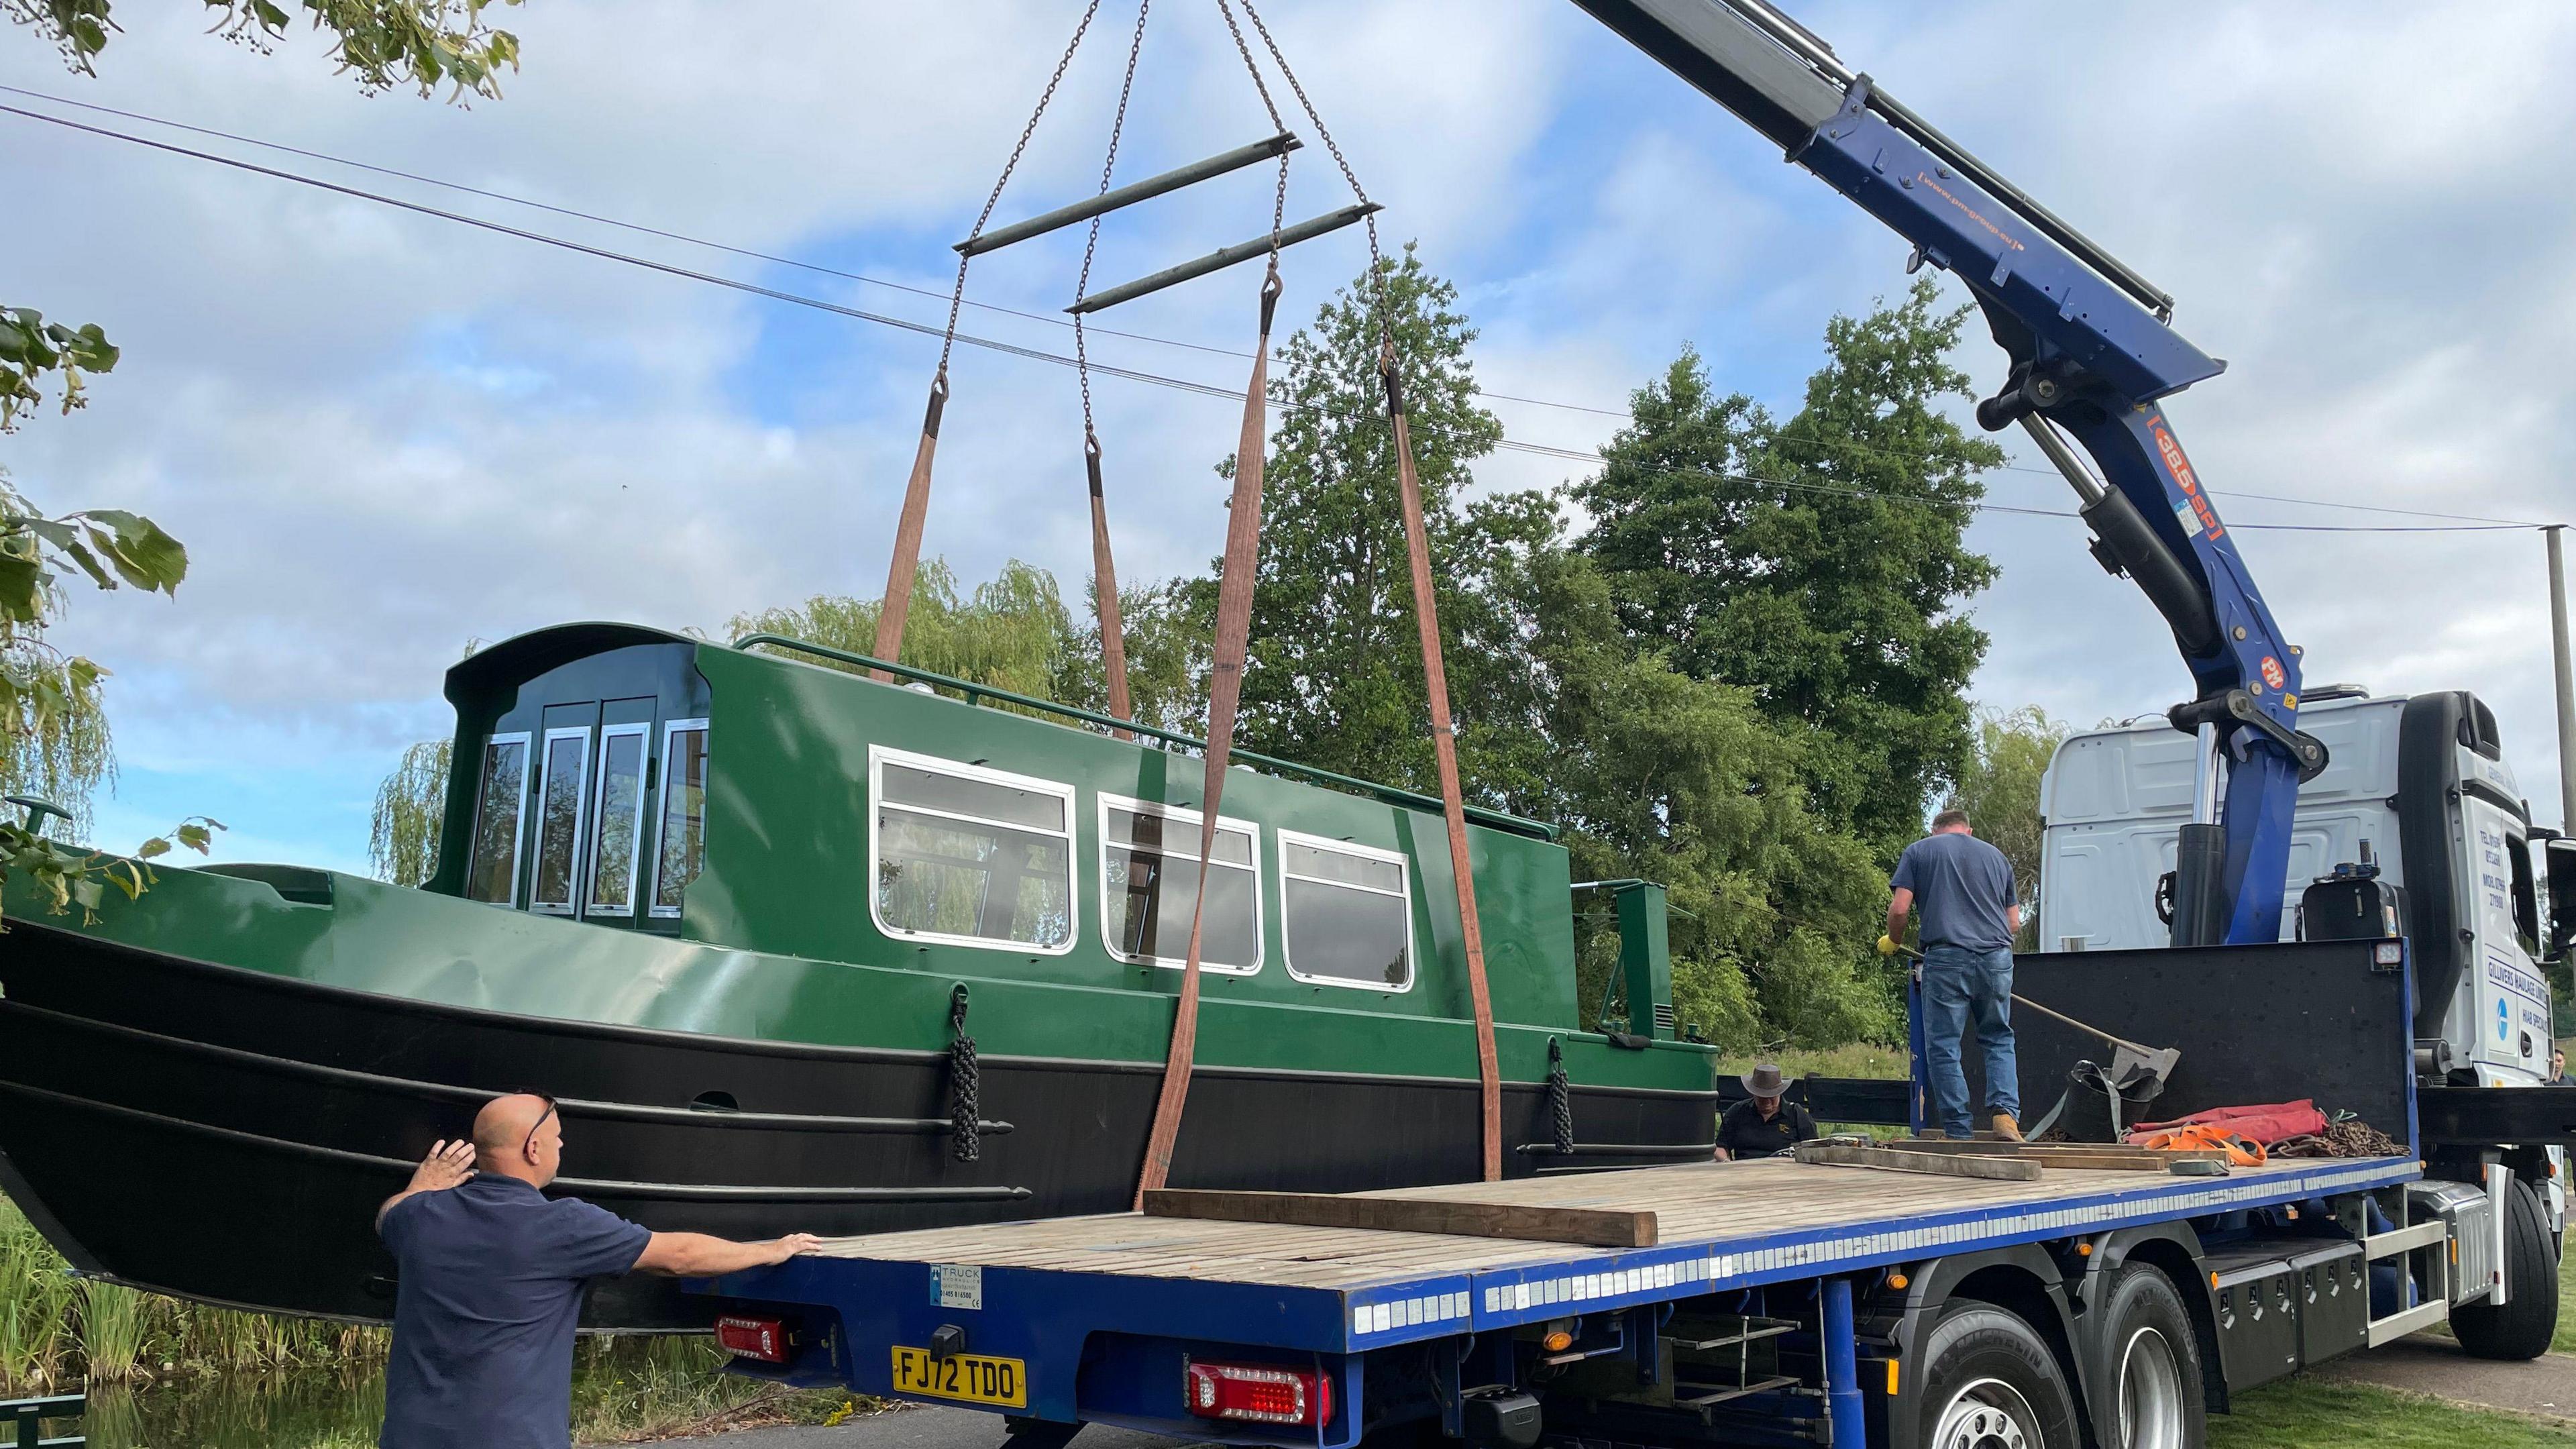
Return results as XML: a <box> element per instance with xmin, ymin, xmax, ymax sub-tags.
<box><xmin>1569</xmin><ymin>0</ymin><xmax>2325</xmax><ymax>945</ymax></box>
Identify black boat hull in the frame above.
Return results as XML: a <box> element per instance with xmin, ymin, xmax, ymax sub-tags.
<box><xmin>0</xmin><ymin>923</ymin><xmax>1715</xmax><ymax>1328</ymax></box>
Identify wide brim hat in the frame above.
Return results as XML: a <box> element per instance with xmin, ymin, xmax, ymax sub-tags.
<box><xmin>1740</xmin><ymin>1064</ymin><xmax>1792</xmax><ymax>1097</ymax></box>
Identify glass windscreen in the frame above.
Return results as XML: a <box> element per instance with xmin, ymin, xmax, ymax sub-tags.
<box><xmin>876</xmin><ymin>758</ymin><xmax>1072</xmax><ymax>949</ymax></box>
<box><xmin>654</xmin><ymin>726</ymin><xmax>708</xmax><ymax>914</ymax></box>
<box><xmin>1104</xmin><ymin>806</ymin><xmax>1257</xmax><ymax>969</ymax></box>
<box><xmin>463</xmin><ymin>737</ymin><xmax>528</xmax><ymax>904</ymax></box>
<box><xmin>586</xmin><ymin>730</ymin><xmax>647</xmax><ymax>915</ymax></box>
<box><xmin>531</xmin><ymin>731</ymin><xmax>588</xmax><ymax>911</ymax></box>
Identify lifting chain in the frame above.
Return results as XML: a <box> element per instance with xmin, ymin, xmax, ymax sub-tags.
<box><xmin>947</xmin><ymin>984</ymin><xmax>981</xmax><ymax>1163</ymax></box>
<box><xmin>1075</xmin><ymin>1</ymin><xmax>1153</xmax><ymax>737</ymax></box>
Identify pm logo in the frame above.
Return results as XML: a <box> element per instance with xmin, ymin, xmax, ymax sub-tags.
<box><xmin>2260</xmin><ymin>656</ymin><xmax>2286</xmax><ymax>690</ymax></box>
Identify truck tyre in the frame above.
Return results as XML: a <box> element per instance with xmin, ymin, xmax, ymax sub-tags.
<box><xmin>1919</xmin><ymin>1301</ymin><xmax>2081</xmax><ymax>1449</ymax></box>
<box><xmin>2097</xmin><ymin>1265</ymin><xmax>2206</xmax><ymax>1449</ymax></box>
<box><xmin>2453</xmin><ymin>1177</ymin><xmax>2559</xmax><ymax>1360</ymax></box>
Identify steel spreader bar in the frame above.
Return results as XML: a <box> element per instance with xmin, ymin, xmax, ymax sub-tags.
<box><xmin>957</xmin><ymin>131</ymin><xmax>1302</xmax><ymax>258</ymax></box>
<box><xmin>1070</xmin><ymin>202</ymin><xmax>1379</xmax><ymax>315</ymax></box>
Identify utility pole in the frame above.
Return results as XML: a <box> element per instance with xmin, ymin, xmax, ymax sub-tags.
<box><xmin>2549</xmin><ymin>525</ymin><xmax>2576</xmax><ymax>832</ymax></box>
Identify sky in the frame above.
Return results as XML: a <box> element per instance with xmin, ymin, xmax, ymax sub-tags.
<box><xmin>2</xmin><ymin>0</ymin><xmax>2571</xmax><ymax>877</ymax></box>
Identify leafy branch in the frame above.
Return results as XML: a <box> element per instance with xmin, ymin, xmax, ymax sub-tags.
<box><xmin>6</xmin><ymin>0</ymin><xmax>521</xmax><ymax>101</ymax></box>
<box><xmin>0</xmin><ymin>308</ymin><xmax>119</xmax><ymax>433</ymax></box>
<box><xmin>0</xmin><ymin>812</ymin><xmax>223</xmax><ymax>925</ymax></box>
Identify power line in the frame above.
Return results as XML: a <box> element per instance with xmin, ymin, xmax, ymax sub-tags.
<box><xmin>2</xmin><ymin>101</ymin><xmax>2559</xmax><ymax>542</ymax></box>
<box><xmin>10</xmin><ymin>83</ymin><xmax>2552</xmax><ymax>531</ymax></box>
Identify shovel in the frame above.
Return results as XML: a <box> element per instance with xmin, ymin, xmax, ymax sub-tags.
<box><xmin>1888</xmin><ymin>941</ymin><xmax>2183</xmax><ymax>1122</ymax></box>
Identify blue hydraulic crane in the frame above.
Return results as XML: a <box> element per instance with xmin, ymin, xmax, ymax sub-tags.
<box><xmin>1569</xmin><ymin>0</ymin><xmax>2328</xmax><ymax>947</ymax></box>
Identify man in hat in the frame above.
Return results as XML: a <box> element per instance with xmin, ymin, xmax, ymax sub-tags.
<box><xmin>1715</xmin><ymin>1065</ymin><xmax>1817</xmax><ymax>1161</ymax></box>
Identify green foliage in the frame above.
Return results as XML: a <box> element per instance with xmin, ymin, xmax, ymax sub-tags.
<box><xmin>8</xmin><ymin>0</ymin><xmax>523</xmax><ymax>101</ymax></box>
<box><xmin>1575</xmin><ymin>277</ymin><xmax>2004</xmax><ymax>857</ymax></box>
<box><xmin>0</xmin><ymin>307</ymin><xmax>118</xmax><ymax>433</ymax></box>
<box><xmin>1208</xmin><ymin>244</ymin><xmax>1518</xmax><ymax>795</ymax></box>
<box><xmin>1946</xmin><ymin>704</ymin><xmax>2071</xmax><ymax>944</ymax></box>
<box><xmin>733</xmin><ymin>559</ymin><xmax>1081</xmax><ymax>714</ymax></box>
<box><xmin>369</xmin><ymin>737</ymin><xmax>450</xmax><ymax>887</ymax></box>
<box><xmin>0</xmin><ymin>476</ymin><xmax>213</xmax><ymax>922</ymax></box>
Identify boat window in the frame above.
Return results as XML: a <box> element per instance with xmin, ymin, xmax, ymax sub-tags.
<box><xmin>529</xmin><ymin>727</ymin><xmax>592</xmax><ymax>914</ymax></box>
<box><xmin>871</xmin><ymin>747</ymin><xmax>1075</xmax><ymax>953</ymax></box>
<box><xmin>585</xmin><ymin>724</ymin><xmax>650</xmax><ymax>917</ymax></box>
<box><xmin>1279</xmin><ymin>831</ymin><xmax>1414</xmax><ymax>991</ymax></box>
<box><xmin>1099</xmin><ymin>796</ymin><xmax>1260</xmax><ymax>973</ymax></box>
<box><xmin>463</xmin><ymin>733</ymin><xmax>531</xmax><ymax>905</ymax></box>
<box><xmin>653</xmin><ymin>720</ymin><xmax>709</xmax><ymax>918</ymax></box>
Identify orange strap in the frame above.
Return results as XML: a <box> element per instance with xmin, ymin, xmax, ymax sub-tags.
<box><xmin>1134</xmin><ymin>268</ymin><xmax>1280</xmax><ymax>1205</ymax></box>
<box><xmin>1383</xmin><ymin>352</ymin><xmax>1502</xmax><ymax>1182</ymax></box>
<box><xmin>2131</xmin><ymin>1123</ymin><xmax>2267</xmax><ymax>1166</ymax></box>
<box><xmin>1086</xmin><ymin>437</ymin><xmax>1134</xmax><ymax>738</ymax></box>
<box><xmin>870</xmin><ymin>373</ymin><xmax>948</xmax><ymax>682</ymax></box>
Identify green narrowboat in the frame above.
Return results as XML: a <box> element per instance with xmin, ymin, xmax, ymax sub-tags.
<box><xmin>0</xmin><ymin>623</ymin><xmax>1717</xmax><ymax>1328</ymax></box>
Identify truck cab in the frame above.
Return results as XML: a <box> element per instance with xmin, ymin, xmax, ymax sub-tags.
<box><xmin>2037</xmin><ymin>688</ymin><xmax>2559</xmax><ymax>1086</ymax></box>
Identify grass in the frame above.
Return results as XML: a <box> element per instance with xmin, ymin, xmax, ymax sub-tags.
<box><xmin>2215</xmin><ymin>1376</ymin><xmax>2576</xmax><ymax>1446</ymax></box>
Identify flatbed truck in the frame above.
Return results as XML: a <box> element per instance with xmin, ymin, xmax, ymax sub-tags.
<box><xmin>692</xmin><ymin>941</ymin><xmax>2562</xmax><ymax>1449</ymax></box>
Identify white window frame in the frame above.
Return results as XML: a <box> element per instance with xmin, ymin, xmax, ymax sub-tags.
<box><xmin>529</xmin><ymin>724</ymin><xmax>594</xmax><ymax>916</ymax></box>
<box><xmin>1096</xmin><ymin>793</ymin><xmax>1264</xmax><ymax>975</ymax></box>
<box><xmin>867</xmin><ymin>744</ymin><xmax>1079</xmax><ymax>957</ymax></box>
<box><xmin>650</xmin><ymin>717</ymin><xmax>710</xmax><ymax>920</ymax></box>
<box><xmin>584</xmin><ymin>722</ymin><xmax>653</xmax><ymax>918</ymax></box>
<box><xmin>1276</xmin><ymin>828</ymin><xmax>1418</xmax><ymax>994</ymax></box>
<box><xmin>464</xmin><ymin>730</ymin><xmax>533</xmax><ymax>908</ymax></box>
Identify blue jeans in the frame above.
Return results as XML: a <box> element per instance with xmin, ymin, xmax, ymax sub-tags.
<box><xmin>1922</xmin><ymin>945</ymin><xmax>2019</xmax><ymax>1138</ymax></box>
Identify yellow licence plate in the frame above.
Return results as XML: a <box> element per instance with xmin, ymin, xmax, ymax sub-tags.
<box><xmin>890</xmin><ymin>1346</ymin><xmax>1028</xmax><ymax>1407</ymax></box>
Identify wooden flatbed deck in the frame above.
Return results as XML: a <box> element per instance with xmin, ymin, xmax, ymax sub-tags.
<box><xmin>806</xmin><ymin>1155</ymin><xmax>2416</xmax><ymax>1347</ymax></box>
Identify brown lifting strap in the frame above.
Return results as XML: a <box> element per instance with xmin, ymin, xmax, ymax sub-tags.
<box><xmin>1086</xmin><ymin>437</ymin><xmax>1133</xmax><ymax>734</ymax></box>
<box><xmin>870</xmin><ymin>374</ymin><xmax>946</xmax><ymax>683</ymax></box>
<box><xmin>1383</xmin><ymin>349</ymin><xmax>1504</xmax><ymax>1181</ymax></box>
<box><xmin>1133</xmin><ymin>266</ymin><xmax>1281</xmax><ymax>1206</ymax></box>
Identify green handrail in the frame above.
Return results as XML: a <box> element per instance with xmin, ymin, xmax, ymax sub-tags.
<box><xmin>730</xmin><ymin>633</ymin><xmax>1559</xmax><ymax>841</ymax></box>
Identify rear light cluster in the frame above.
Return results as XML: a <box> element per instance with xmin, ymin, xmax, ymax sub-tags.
<box><xmin>1183</xmin><ymin>1358</ymin><xmax>1332</xmax><ymax>1426</ymax></box>
<box><xmin>716</xmin><ymin>1315</ymin><xmax>791</xmax><ymax>1364</ymax></box>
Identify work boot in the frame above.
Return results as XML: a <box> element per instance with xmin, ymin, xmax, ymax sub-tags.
<box><xmin>1991</xmin><ymin>1113</ymin><xmax>2023</xmax><ymax>1141</ymax></box>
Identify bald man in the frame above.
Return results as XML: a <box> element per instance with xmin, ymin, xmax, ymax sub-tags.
<box><xmin>375</xmin><ymin>1092</ymin><xmax>818</xmax><ymax>1449</ymax></box>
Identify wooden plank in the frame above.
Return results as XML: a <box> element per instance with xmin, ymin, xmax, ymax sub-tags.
<box><xmin>1791</xmin><ymin>1143</ymin><xmax>2043</xmax><ymax>1181</ymax></box>
<box><xmin>1142</xmin><ymin>1188</ymin><xmax>1658</xmax><ymax>1248</ymax></box>
<box><xmin>1886</xmin><ymin>1138</ymin><xmax>2222</xmax><ymax>1160</ymax></box>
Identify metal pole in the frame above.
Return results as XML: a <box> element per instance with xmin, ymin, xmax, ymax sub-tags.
<box><xmin>2190</xmin><ymin>722</ymin><xmax>2220</xmax><ymax>826</ymax></box>
<box><xmin>957</xmin><ymin>133</ymin><xmax>1303</xmax><ymax>258</ymax></box>
<box><xmin>2547</xmin><ymin>525</ymin><xmax>2576</xmax><ymax>833</ymax></box>
<box><xmin>1821</xmin><ymin>1277</ymin><xmax>1868</xmax><ymax>1446</ymax></box>
<box><xmin>1069</xmin><ymin>204</ymin><xmax>1381</xmax><ymax>315</ymax></box>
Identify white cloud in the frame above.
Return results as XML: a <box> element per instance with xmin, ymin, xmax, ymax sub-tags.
<box><xmin>5</xmin><ymin>0</ymin><xmax>2575</xmax><ymax>872</ymax></box>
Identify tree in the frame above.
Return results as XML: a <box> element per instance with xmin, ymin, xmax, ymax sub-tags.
<box><xmin>369</xmin><ymin>738</ymin><xmax>449</xmax><ymax>887</ymax></box>
<box><xmin>1574</xmin><ymin>278</ymin><xmax>2004</xmax><ymax>858</ymax></box>
<box><xmin>1946</xmin><ymin>704</ymin><xmax>2070</xmax><ymax>947</ymax></box>
<box><xmin>1205</xmin><ymin>244</ymin><xmax>1529</xmax><ymax>796</ymax></box>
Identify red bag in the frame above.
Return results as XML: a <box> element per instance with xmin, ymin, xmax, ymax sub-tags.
<box><xmin>2126</xmin><ymin>1099</ymin><xmax>2328</xmax><ymax>1146</ymax></box>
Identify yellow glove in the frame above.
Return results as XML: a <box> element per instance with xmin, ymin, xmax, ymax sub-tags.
<box><xmin>1876</xmin><ymin>934</ymin><xmax>1900</xmax><ymax>957</ymax></box>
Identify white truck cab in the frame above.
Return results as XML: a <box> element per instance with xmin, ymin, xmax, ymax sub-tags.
<box><xmin>2038</xmin><ymin>687</ymin><xmax>2557</xmax><ymax>1086</ymax></box>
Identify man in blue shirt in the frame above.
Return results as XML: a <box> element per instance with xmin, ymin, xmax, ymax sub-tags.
<box><xmin>1882</xmin><ymin>809</ymin><xmax>2023</xmax><ymax>1141</ymax></box>
<box><xmin>376</xmin><ymin>1093</ymin><xmax>819</xmax><ymax>1449</ymax></box>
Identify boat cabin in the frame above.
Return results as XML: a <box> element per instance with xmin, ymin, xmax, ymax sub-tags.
<box><xmin>426</xmin><ymin>623</ymin><xmax>1661</xmax><ymax>1034</ymax></box>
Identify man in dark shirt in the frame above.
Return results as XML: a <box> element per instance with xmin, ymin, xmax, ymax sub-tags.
<box><xmin>376</xmin><ymin>1093</ymin><xmax>820</xmax><ymax>1449</ymax></box>
<box><xmin>1715</xmin><ymin>1065</ymin><xmax>1817</xmax><ymax>1161</ymax></box>
<box><xmin>1882</xmin><ymin>808</ymin><xmax>2023</xmax><ymax>1140</ymax></box>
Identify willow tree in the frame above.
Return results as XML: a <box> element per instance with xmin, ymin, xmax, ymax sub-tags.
<box><xmin>369</xmin><ymin>739</ymin><xmax>451</xmax><ymax>887</ymax></box>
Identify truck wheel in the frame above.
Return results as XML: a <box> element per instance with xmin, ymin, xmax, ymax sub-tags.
<box><xmin>1920</xmin><ymin>1302</ymin><xmax>2081</xmax><ymax>1449</ymax></box>
<box><xmin>2453</xmin><ymin>1177</ymin><xmax>2560</xmax><ymax>1360</ymax></box>
<box><xmin>2098</xmin><ymin>1265</ymin><xmax>2206</xmax><ymax>1449</ymax></box>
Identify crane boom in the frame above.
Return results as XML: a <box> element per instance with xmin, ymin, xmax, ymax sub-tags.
<box><xmin>1569</xmin><ymin>0</ymin><xmax>2326</xmax><ymax>946</ymax></box>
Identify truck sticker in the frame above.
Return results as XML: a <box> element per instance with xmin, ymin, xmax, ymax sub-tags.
<box><xmin>930</xmin><ymin>1263</ymin><xmax>983</xmax><ymax>1311</ymax></box>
